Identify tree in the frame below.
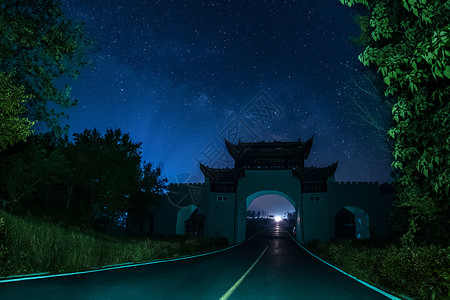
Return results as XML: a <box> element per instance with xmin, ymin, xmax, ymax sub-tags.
<box><xmin>340</xmin><ymin>0</ymin><xmax>450</xmax><ymax>244</ymax></box>
<box><xmin>0</xmin><ymin>0</ymin><xmax>95</xmax><ymax>134</ymax></box>
<box><xmin>70</xmin><ymin>129</ymin><xmax>142</xmax><ymax>222</ymax></box>
<box><xmin>127</xmin><ymin>162</ymin><xmax>167</xmax><ymax>231</ymax></box>
<box><xmin>0</xmin><ymin>128</ymin><xmax>167</xmax><ymax>231</ymax></box>
<box><xmin>0</xmin><ymin>135</ymin><xmax>69</xmax><ymax>210</ymax></box>
<box><xmin>343</xmin><ymin>68</ymin><xmax>394</xmax><ymax>155</ymax></box>
<box><xmin>0</xmin><ymin>72</ymin><xmax>34</xmax><ymax>151</ymax></box>
<box><xmin>67</xmin><ymin>128</ymin><xmax>168</xmax><ymax>228</ymax></box>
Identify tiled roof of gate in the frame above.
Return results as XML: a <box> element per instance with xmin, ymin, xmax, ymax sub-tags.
<box><xmin>199</xmin><ymin>164</ymin><xmax>242</xmax><ymax>183</ymax></box>
<box><xmin>292</xmin><ymin>162</ymin><xmax>338</xmax><ymax>180</ymax></box>
<box><xmin>224</xmin><ymin>136</ymin><xmax>314</xmax><ymax>161</ymax></box>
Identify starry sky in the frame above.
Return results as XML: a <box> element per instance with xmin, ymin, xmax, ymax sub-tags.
<box><xmin>60</xmin><ymin>0</ymin><xmax>393</xmax><ymax>214</ymax></box>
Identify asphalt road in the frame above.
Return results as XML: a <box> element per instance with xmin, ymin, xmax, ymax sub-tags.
<box><xmin>0</xmin><ymin>224</ymin><xmax>394</xmax><ymax>299</ymax></box>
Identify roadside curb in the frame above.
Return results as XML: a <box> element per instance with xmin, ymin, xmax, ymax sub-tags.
<box><xmin>0</xmin><ymin>233</ymin><xmax>258</xmax><ymax>284</ymax></box>
<box><xmin>288</xmin><ymin>232</ymin><xmax>405</xmax><ymax>300</ymax></box>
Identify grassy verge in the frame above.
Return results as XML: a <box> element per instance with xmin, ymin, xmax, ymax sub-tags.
<box><xmin>305</xmin><ymin>239</ymin><xmax>450</xmax><ymax>300</ymax></box>
<box><xmin>0</xmin><ymin>210</ymin><xmax>227</xmax><ymax>278</ymax></box>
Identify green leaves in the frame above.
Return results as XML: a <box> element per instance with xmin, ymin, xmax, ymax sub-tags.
<box><xmin>444</xmin><ymin>65</ymin><xmax>450</xmax><ymax>79</ymax></box>
<box><xmin>0</xmin><ymin>0</ymin><xmax>95</xmax><ymax>133</ymax></box>
<box><xmin>0</xmin><ymin>72</ymin><xmax>34</xmax><ymax>151</ymax></box>
<box><xmin>339</xmin><ymin>0</ymin><xmax>369</xmax><ymax>7</ymax></box>
<box><xmin>0</xmin><ymin>129</ymin><xmax>167</xmax><ymax>229</ymax></box>
<box><xmin>70</xmin><ymin>128</ymin><xmax>166</xmax><ymax>220</ymax></box>
<box><xmin>371</xmin><ymin>2</ymin><xmax>395</xmax><ymax>41</ymax></box>
<box><xmin>342</xmin><ymin>0</ymin><xmax>450</xmax><ymax>243</ymax></box>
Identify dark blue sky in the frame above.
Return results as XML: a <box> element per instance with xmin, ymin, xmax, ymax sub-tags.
<box><xmin>60</xmin><ymin>0</ymin><xmax>393</xmax><ymax>205</ymax></box>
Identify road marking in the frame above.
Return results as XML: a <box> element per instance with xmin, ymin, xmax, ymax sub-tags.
<box><xmin>288</xmin><ymin>233</ymin><xmax>401</xmax><ymax>300</ymax></box>
<box><xmin>0</xmin><ymin>233</ymin><xmax>261</xmax><ymax>284</ymax></box>
<box><xmin>219</xmin><ymin>245</ymin><xmax>268</xmax><ymax>300</ymax></box>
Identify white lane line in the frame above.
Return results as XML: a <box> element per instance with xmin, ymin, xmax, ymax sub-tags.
<box><xmin>219</xmin><ymin>245</ymin><xmax>269</xmax><ymax>300</ymax></box>
<box><xmin>0</xmin><ymin>234</ymin><xmax>261</xmax><ymax>284</ymax></box>
<box><xmin>288</xmin><ymin>233</ymin><xmax>401</xmax><ymax>300</ymax></box>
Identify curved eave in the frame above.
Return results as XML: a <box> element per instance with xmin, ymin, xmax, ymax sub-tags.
<box><xmin>200</xmin><ymin>163</ymin><xmax>220</xmax><ymax>182</ymax></box>
<box><xmin>199</xmin><ymin>163</ymin><xmax>210</xmax><ymax>177</ymax></box>
<box><xmin>224</xmin><ymin>139</ymin><xmax>240</xmax><ymax>160</ymax></box>
<box><xmin>301</xmin><ymin>134</ymin><xmax>314</xmax><ymax>160</ymax></box>
<box><xmin>293</xmin><ymin>161</ymin><xmax>338</xmax><ymax>180</ymax></box>
<box><xmin>199</xmin><ymin>163</ymin><xmax>242</xmax><ymax>183</ymax></box>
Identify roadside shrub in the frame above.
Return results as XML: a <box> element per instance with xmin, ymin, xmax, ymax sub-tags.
<box><xmin>307</xmin><ymin>239</ymin><xmax>450</xmax><ymax>300</ymax></box>
<box><xmin>379</xmin><ymin>244</ymin><xmax>450</xmax><ymax>299</ymax></box>
<box><xmin>0</xmin><ymin>210</ymin><xmax>228</xmax><ymax>278</ymax></box>
<box><xmin>0</xmin><ymin>217</ymin><xmax>9</xmax><ymax>276</ymax></box>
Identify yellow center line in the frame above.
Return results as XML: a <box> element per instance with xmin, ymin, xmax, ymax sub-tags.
<box><xmin>219</xmin><ymin>244</ymin><xmax>269</xmax><ymax>300</ymax></box>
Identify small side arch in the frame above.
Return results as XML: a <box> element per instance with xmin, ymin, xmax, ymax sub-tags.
<box><xmin>335</xmin><ymin>206</ymin><xmax>369</xmax><ymax>239</ymax></box>
<box><xmin>176</xmin><ymin>205</ymin><xmax>204</xmax><ymax>235</ymax></box>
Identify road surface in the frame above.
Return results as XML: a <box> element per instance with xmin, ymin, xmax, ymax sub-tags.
<box><xmin>0</xmin><ymin>224</ymin><xmax>395</xmax><ymax>299</ymax></box>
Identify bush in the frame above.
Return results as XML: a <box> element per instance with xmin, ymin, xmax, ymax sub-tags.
<box><xmin>0</xmin><ymin>210</ymin><xmax>228</xmax><ymax>277</ymax></box>
<box><xmin>307</xmin><ymin>239</ymin><xmax>450</xmax><ymax>300</ymax></box>
<box><xmin>379</xmin><ymin>245</ymin><xmax>450</xmax><ymax>300</ymax></box>
<box><xmin>0</xmin><ymin>217</ymin><xmax>9</xmax><ymax>276</ymax></box>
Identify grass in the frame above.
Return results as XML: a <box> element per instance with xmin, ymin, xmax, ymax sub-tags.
<box><xmin>0</xmin><ymin>210</ymin><xmax>228</xmax><ymax>278</ymax></box>
<box><xmin>305</xmin><ymin>238</ymin><xmax>450</xmax><ymax>300</ymax></box>
<box><xmin>3</xmin><ymin>210</ymin><xmax>448</xmax><ymax>299</ymax></box>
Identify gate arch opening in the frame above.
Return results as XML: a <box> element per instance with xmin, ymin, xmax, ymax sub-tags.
<box><xmin>335</xmin><ymin>206</ymin><xmax>369</xmax><ymax>239</ymax></box>
<box><xmin>246</xmin><ymin>190</ymin><xmax>296</xmax><ymax>208</ymax></box>
<box><xmin>244</xmin><ymin>191</ymin><xmax>296</xmax><ymax>238</ymax></box>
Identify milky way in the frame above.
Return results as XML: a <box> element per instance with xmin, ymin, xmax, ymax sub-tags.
<box><xmin>60</xmin><ymin>0</ymin><xmax>393</xmax><ymax>196</ymax></box>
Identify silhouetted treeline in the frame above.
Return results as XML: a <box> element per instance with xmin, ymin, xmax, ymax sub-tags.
<box><xmin>0</xmin><ymin>128</ymin><xmax>167</xmax><ymax>232</ymax></box>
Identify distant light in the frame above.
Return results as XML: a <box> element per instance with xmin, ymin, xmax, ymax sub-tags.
<box><xmin>274</xmin><ymin>216</ymin><xmax>282</xmax><ymax>222</ymax></box>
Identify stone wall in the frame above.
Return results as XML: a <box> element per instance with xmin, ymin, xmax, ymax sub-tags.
<box><xmin>150</xmin><ymin>176</ymin><xmax>393</xmax><ymax>244</ymax></box>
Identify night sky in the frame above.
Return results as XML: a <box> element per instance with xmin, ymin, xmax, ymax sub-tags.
<box><xmin>60</xmin><ymin>0</ymin><xmax>393</xmax><ymax>214</ymax></box>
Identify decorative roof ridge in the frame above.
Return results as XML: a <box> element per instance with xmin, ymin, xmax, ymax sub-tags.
<box><xmin>200</xmin><ymin>163</ymin><xmax>242</xmax><ymax>183</ymax></box>
<box><xmin>292</xmin><ymin>160</ymin><xmax>338</xmax><ymax>180</ymax></box>
<box><xmin>200</xmin><ymin>163</ymin><xmax>238</xmax><ymax>179</ymax></box>
<box><xmin>168</xmin><ymin>182</ymin><xmax>204</xmax><ymax>186</ymax></box>
<box><xmin>333</xmin><ymin>181</ymin><xmax>379</xmax><ymax>185</ymax></box>
<box><xmin>224</xmin><ymin>136</ymin><xmax>314</xmax><ymax>150</ymax></box>
<box><xmin>299</xmin><ymin>160</ymin><xmax>338</xmax><ymax>171</ymax></box>
<box><xmin>302</xmin><ymin>134</ymin><xmax>314</xmax><ymax>159</ymax></box>
<box><xmin>223</xmin><ymin>139</ymin><xmax>240</xmax><ymax>160</ymax></box>
<box><xmin>199</xmin><ymin>163</ymin><xmax>234</xmax><ymax>172</ymax></box>
<box><xmin>225</xmin><ymin>137</ymin><xmax>314</xmax><ymax>147</ymax></box>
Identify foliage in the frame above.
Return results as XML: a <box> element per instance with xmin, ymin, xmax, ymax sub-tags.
<box><xmin>127</xmin><ymin>162</ymin><xmax>167</xmax><ymax>228</ymax></box>
<box><xmin>0</xmin><ymin>0</ymin><xmax>95</xmax><ymax>133</ymax></box>
<box><xmin>349</xmin><ymin>14</ymin><xmax>372</xmax><ymax>46</ymax></box>
<box><xmin>342</xmin><ymin>68</ymin><xmax>394</xmax><ymax>155</ymax></box>
<box><xmin>0</xmin><ymin>209</ymin><xmax>227</xmax><ymax>277</ymax></box>
<box><xmin>70</xmin><ymin>128</ymin><xmax>143</xmax><ymax>220</ymax></box>
<box><xmin>0</xmin><ymin>136</ymin><xmax>69</xmax><ymax>209</ymax></box>
<box><xmin>0</xmin><ymin>72</ymin><xmax>34</xmax><ymax>151</ymax></box>
<box><xmin>308</xmin><ymin>239</ymin><xmax>450</xmax><ymax>299</ymax></box>
<box><xmin>0</xmin><ymin>129</ymin><xmax>167</xmax><ymax>232</ymax></box>
<box><xmin>340</xmin><ymin>0</ymin><xmax>450</xmax><ymax>244</ymax></box>
<box><xmin>0</xmin><ymin>217</ymin><xmax>9</xmax><ymax>276</ymax></box>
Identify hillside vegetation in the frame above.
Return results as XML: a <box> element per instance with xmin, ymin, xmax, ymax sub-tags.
<box><xmin>0</xmin><ymin>210</ymin><xmax>227</xmax><ymax>278</ymax></box>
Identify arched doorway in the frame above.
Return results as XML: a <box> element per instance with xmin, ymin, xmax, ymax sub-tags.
<box><xmin>335</xmin><ymin>206</ymin><xmax>369</xmax><ymax>239</ymax></box>
<box><xmin>200</xmin><ymin>138</ymin><xmax>338</xmax><ymax>244</ymax></box>
<box><xmin>185</xmin><ymin>207</ymin><xmax>205</xmax><ymax>236</ymax></box>
<box><xmin>176</xmin><ymin>205</ymin><xmax>205</xmax><ymax>236</ymax></box>
<box><xmin>241</xmin><ymin>190</ymin><xmax>296</xmax><ymax>239</ymax></box>
<box><xmin>246</xmin><ymin>193</ymin><xmax>295</xmax><ymax>237</ymax></box>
